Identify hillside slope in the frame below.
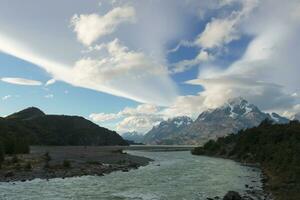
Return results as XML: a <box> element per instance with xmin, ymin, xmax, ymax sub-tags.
<box><xmin>1</xmin><ymin>107</ymin><xmax>128</xmax><ymax>146</ymax></box>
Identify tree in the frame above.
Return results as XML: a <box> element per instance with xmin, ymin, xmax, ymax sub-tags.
<box><xmin>0</xmin><ymin>140</ymin><xmax>5</xmax><ymax>164</ymax></box>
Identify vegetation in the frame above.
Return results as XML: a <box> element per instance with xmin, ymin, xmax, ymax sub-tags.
<box><xmin>0</xmin><ymin>115</ymin><xmax>31</xmax><ymax>156</ymax></box>
<box><xmin>63</xmin><ymin>160</ymin><xmax>71</xmax><ymax>168</ymax></box>
<box><xmin>1</xmin><ymin>107</ymin><xmax>128</xmax><ymax>147</ymax></box>
<box><xmin>0</xmin><ymin>141</ymin><xmax>4</xmax><ymax>165</ymax></box>
<box><xmin>192</xmin><ymin>119</ymin><xmax>300</xmax><ymax>200</ymax></box>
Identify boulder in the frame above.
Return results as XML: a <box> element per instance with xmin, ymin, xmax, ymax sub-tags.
<box><xmin>223</xmin><ymin>191</ymin><xmax>242</xmax><ymax>200</ymax></box>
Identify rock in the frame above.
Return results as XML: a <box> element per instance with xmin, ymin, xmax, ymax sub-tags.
<box><xmin>223</xmin><ymin>191</ymin><xmax>242</xmax><ymax>200</ymax></box>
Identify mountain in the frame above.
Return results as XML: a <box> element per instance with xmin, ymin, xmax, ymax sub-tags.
<box><xmin>144</xmin><ymin>97</ymin><xmax>289</xmax><ymax>145</ymax></box>
<box><xmin>122</xmin><ymin>131</ymin><xmax>144</xmax><ymax>144</ymax></box>
<box><xmin>143</xmin><ymin>116</ymin><xmax>193</xmax><ymax>145</ymax></box>
<box><xmin>1</xmin><ymin>107</ymin><xmax>128</xmax><ymax>146</ymax></box>
<box><xmin>268</xmin><ymin>112</ymin><xmax>289</xmax><ymax>124</ymax></box>
<box><xmin>293</xmin><ymin>113</ymin><xmax>300</xmax><ymax>121</ymax></box>
<box><xmin>6</xmin><ymin>107</ymin><xmax>45</xmax><ymax>120</ymax></box>
<box><xmin>175</xmin><ymin>97</ymin><xmax>289</xmax><ymax>144</ymax></box>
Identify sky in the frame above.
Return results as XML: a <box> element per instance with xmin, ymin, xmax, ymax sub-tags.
<box><xmin>0</xmin><ymin>0</ymin><xmax>300</xmax><ymax>134</ymax></box>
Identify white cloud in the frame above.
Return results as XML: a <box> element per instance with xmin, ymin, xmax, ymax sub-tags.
<box><xmin>1</xmin><ymin>77</ymin><xmax>42</xmax><ymax>86</ymax></box>
<box><xmin>169</xmin><ymin>0</ymin><xmax>258</xmax><ymax>74</ymax></box>
<box><xmin>89</xmin><ymin>113</ymin><xmax>119</xmax><ymax>122</ymax></box>
<box><xmin>196</xmin><ymin>16</ymin><xmax>239</xmax><ymax>49</ymax></box>
<box><xmin>45</xmin><ymin>78</ymin><xmax>56</xmax><ymax>86</ymax></box>
<box><xmin>71</xmin><ymin>6</ymin><xmax>136</xmax><ymax>46</ymax></box>
<box><xmin>69</xmin><ymin>39</ymin><xmax>177</xmax><ymax>106</ymax></box>
<box><xmin>172</xmin><ymin>0</ymin><xmax>300</xmax><ymax>117</ymax></box>
<box><xmin>2</xmin><ymin>95</ymin><xmax>12</xmax><ymax>101</ymax></box>
<box><xmin>116</xmin><ymin>115</ymin><xmax>161</xmax><ymax>133</ymax></box>
<box><xmin>0</xmin><ymin>33</ymin><xmax>177</xmax><ymax>106</ymax></box>
<box><xmin>44</xmin><ymin>94</ymin><xmax>54</xmax><ymax>99</ymax></box>
<box><xmin>195</xmin><ymin>0</ymin><xmax>258</xmax><ymax>49</ymax></box>
<box><xmin>90</xmin><ymin>103</ymin><xmax>162</xmax><ymax>133</ymax></box>
<box><xmin>170</xmin><ymin>50</ymin><xmax>213</xmax><ymax>74</ymax></box>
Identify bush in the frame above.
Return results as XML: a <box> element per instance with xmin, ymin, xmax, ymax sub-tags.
<box><xmin>24</xmin><ymin>162</ymin><xmax>32</xmax><ymax>170</ymax></box>
<box><xmin>44</xmin><ymin>152</ymin><xmax>51</xmax><ymax>162</ymax></box>
<box><xmin>0</xmin><ymin>141</ymin><xmax>4</xmax><ymax>163</ymax></box>
<box><xmin>11</xmin><ymin>155</ymin><xmax>19</xmax><ymax>163</ymax></box>
<box><xmin>63</xmin><ymin>160</ymin><xmax>71</xmax><ymax>168</ymax></box>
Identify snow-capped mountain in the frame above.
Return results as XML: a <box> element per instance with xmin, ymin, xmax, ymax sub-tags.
<box><xmin>144</xmin><ymin>97</ymin><xmax>289</xmax><ymax>145</ymax></box>
<box><xmin>176</xmin><ymin>97</ymin><xmax>289</xmax><ymax>145</ymax></box>
<box><xmin>293</xmin><ymin>113</ymin><xmax>300</xmax><ymax>121</ymax></box>
<box><xmin>121</xmin><ymin>131</ymin><xmax>144</xmax><ymax>143</ymax></box>
<box><xmin>143</xmin><ymin>116</ymin><xmax>193</xmax><ymax>144</ymax></box>
<box><xmin>268</xmin><ymin>112</ymin><xmax>289</xmax><ymax>124</ymax></box>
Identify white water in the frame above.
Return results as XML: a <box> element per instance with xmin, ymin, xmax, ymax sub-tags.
<box><xmin>0</xmin><ymin>151</ymin><xmax>263</xmax><ymax>200</ymax></box>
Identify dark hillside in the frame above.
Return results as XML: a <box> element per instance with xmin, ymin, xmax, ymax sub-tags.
<box><xmin>0</xmin><ymin>107</ymin><xmax>128</xmax><ymax>157</ymax></box>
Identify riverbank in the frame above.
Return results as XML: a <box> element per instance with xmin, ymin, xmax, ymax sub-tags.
<box><xmin>191</xmin><ymin>121</ymin><xmax>300</xmax><ymax>200</ymax></box>
<box><xmin>0</xmin><ymin>146</ymin><xmax>152</xmax><ymax>182</ymax></box>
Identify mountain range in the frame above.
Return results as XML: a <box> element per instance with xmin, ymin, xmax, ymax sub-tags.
<box><xmin>143</xmin><ymin>116</ymin><xmax>193</xmax><ymax>145</ymax></box>
<box><xmin>1</xmin><ymin>107</ymin><xmax>128</xmax><ymax>146</ymax></box>
<box><xmin>143</xmin><ymin>97</ymin><xmax>289</xmax><ymax>145</ymax></box>
<box><xmin>122</xmin><ymin>131</ymin><xmax>145</xmax><ymax>144</ymax></box>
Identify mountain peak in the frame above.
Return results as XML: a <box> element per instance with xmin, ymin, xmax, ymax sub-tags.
<box><xmin>6</xmin><ymin>107</ymin><xmax>46</xmax><ymax>120</ymax></box>
<box><xmin>227</xmin><ymin>97</ymin><xmax>248</xmax><ymax>106</ymax></box>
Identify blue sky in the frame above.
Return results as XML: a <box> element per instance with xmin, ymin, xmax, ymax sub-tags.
<box><xmin>1</xmin><ymin>0</ymin><xmax>300</xmax><ymax>133</ymax></box>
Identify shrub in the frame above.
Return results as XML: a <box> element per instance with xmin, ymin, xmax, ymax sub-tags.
<box><xmin>44</xmin><ymin>152</ymin><xmax>51</xmax><ymax>162</ymax></box>
<box><xmin>11</xmin><ymin>155</ymin><xmax>19</xmax><ymax>163</ymax></box>
<box><xmin>63</xmin><ymin>160</ymin><xmax>71</xmax><ymax>168</ymax></box>
<box><xmin>0</xmin><ymin>141</ymin><xmax>4</xmax><ymax>164</ymax></box>
<box><xmin>24</xmin><ymin>162</ymin><xmax>32</xmax><ymax>170</ymax></box>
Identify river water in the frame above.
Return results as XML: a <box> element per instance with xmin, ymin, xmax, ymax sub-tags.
<box><xmin>0</xmin><ymin>150</ymin><xmax>264</xmax><ymax>200</ymax></box>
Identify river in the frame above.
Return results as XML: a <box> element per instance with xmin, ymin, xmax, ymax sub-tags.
<box><xmin>0</xmin><ymin>150</ymin><xmax>264</xmax><ymax>200</ymax></box>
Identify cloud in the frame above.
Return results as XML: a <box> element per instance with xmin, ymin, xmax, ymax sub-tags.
<box><xmin>90</xmin><ymin>103</ymin><xmax>162</xmax><ymax>133</ymax></box>
<box><xmin>2</xmin><ymin>95</ymin><xmax>12</xmax><ymax>101</ymax></box>
<box><xmin>116</xmin><ymin>104</ymin><xmax>162</xmax><ymax>133</ymax></box>
<box><xmin>1</xmin><ymin>77</ymin><xmax>42</xmax><ymax>86</ymax></box>
<box><xmin>69</xmin><ymin>39</ymin><xmax>177</xmax><ymax>106</ymax></box>
<box><xmin>173</xmin><ymin>0</ymin><xmax>300</xmax><ymax>117</ymax></box>
<box><xmin>45</xmin><ymin>78</ymin><xmax>56</xmax><ymax>86</ymax></box>
<box><xmin>44</xmin><ymin>94</ymin><xmax>54</xmax><ymax>99</ymax></box>
<box><xmin>195</xmin><ymin>0</ymin><xmax>258</xmax><ymax>49</ymax></box>
<box><xmin>89</xmin><ymin>113</ymin><xmax>119</xmax><ymax>123</ymax></box>
<box><xmin>0</xmin><ymin>33</ymin><xmax>177</xmax><ymax>106</ymax></box>
<box><xmin>71</xmin><ymin>6</ymin><xmax>136</xmax><ymax>46</ymax></box>
<box><xmin>170</xmin><ymin>0</ymin><xmax>258</xmax><ymax>73</ymax></box>
<box><xmin>170</xmin><ymin>50</ymin><xmax>214</xmax><ymax>74</ymax></box>
<box><xmin>116</xmin><ymin>115</ymin><xmax>162</xmax><ymax>133</ymax></box>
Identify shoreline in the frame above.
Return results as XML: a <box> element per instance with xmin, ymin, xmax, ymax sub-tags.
<box><xmin>0</xmin><ymin>146</ymin><xmax>152</xmax><ymax>182</ymax></box>
<box><xmin>193</xmin><ymin>154</ymin><xmax>273</xmax><ymax>200</ymax></box>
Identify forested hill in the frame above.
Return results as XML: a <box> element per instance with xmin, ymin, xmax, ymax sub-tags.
<box><xmin>192</xmin><ymin>119</ymin><xmax>300</xmax><ymax>200</ymax></box>
<box><xmin>0</xmin><ymin>107</ymin><xmax>128</xmax><ymax>155</ymax></box>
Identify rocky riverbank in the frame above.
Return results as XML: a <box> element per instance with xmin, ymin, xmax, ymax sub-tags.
<box><xmin>0</xmin><ymin>146</ymin><xmax>152</xmax><ymax>182</ymax></box>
